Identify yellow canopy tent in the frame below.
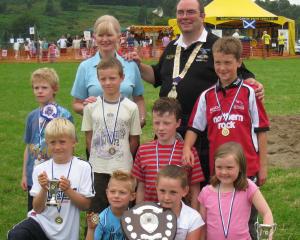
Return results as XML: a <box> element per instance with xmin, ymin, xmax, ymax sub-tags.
<box><xmin>168</xmin><ymin>0</ymin><xmax>295</xmax><ymax>54</ymax></box>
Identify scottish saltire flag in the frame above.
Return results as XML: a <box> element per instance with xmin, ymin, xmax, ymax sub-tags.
<box><xmin>243</xmin><ymin>19</ymin><xmax>256</xmax><ymax>29</ymax></box>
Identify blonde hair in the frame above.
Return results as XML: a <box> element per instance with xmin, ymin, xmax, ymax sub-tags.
<box><xmin>31</xmin><ymin>67</ymin><xmax>59</xmax><ymax>90</ymax></box>
<box><xmin>156</xmin><ymin>165</ymin><xmax>188</xmax><ymax>188</ymax></box>
<box><xmin>94</xmin><ymin>15</ymin><xmax>121</xmax><ymax>37</ymax></box>
<box><xmin>210</xmin><ymin>142</ymin><xmax>248</xmax><ymax>190</ymax></box>
<box><xmin>45</xmin><ymin>118</ymin><xmax>76</xmax><ymax>141</ymax></box>
<box><xmin>108</xmin><ymin>170</ymin><xmax>137</xmax><ymax>193</ymax></box>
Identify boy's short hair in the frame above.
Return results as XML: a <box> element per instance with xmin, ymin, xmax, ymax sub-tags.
<box><xmin>45</xmin><ymin>118</ymin><xmax>76</xmax><ymax>141</ymax></box>
<box><xmin>96</xmin><ymin>57</ymin><xmax>124</xmax><ymax>77</ymax></box>
<box><xmin>31</xmin><ymin>67</ymin><xmax>59</xmax><ymax>90</ymax></box>
<box><xmin>108</xmin><ymin>170</ymin><xmax>137</xmax><ymax>193</ymax></box>
<box><xmin>152</xmin><ymin>97</ymin><xmax>182</xmax><ymax>121</ymax></box>
<box><xmin>156</xmin><ymin>165</ymin><xmax>188</xmax><ymax>188</ymax></box>
<box><xmin>212</xmin><ymin>36</ymin><xmax>243</xmax><ymax>60</ymax></box>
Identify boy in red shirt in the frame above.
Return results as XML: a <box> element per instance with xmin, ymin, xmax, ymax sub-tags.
<box><xmin>132</xmin><ymin>97</ymin><xmax>204</xmax><ymax>210</ymax></box>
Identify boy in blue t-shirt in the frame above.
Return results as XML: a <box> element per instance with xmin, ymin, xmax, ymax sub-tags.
<box><xmin>21</xmin><ymin>67</ymin><xmax>73</xmax><ymax>211</ymax></box>
<box><xmin>86</xmin><ymin>170</ymin><xmax>136</xmax><ymax>240</ymax></box>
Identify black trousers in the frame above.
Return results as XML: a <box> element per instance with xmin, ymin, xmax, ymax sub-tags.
<box><xmin>27</xmin><ymin>186</ymin><xmax>33</xmax><ymax>212</ymax></box>
<box><xmin>7</xmin><ymin>217</ymin><xmax>49</xmax><ymax>240</ymax></box>
<box><xmin>89</xmin><ymin>172</ymin><xmax>110</xmax><ymax>213</ymax></box>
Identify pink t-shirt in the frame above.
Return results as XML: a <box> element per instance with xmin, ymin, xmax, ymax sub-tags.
<box><xmin>198</xmin><ymin>179</ymin><xmax>258</xmax><ymax>240</ymax></box>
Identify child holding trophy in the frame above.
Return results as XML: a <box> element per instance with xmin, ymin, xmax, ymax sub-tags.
<box><xmin>86</xmin><ymin>170</ymin><xmax>136</xmax><ymax>240</ymax></box>
<box><xmin>8</xmin><ymin>118</ymin><xmax>95</xmax><ymax>240</ymax></box>
<box><xmin>81</xmin><ymin>57</ymin><xmax>141</xmax><ymax>214</ymax></box>
<box><xmin>156</xmin><ymin>165</ymin><xmax>205</xmax><ymax>240</ymax></box>
<box><xmin>21</xmin><ymin>67</ymin><xmax>73</xmax><ymax>211</ymax></box>
<box><xmin>198</xmin><ymin>142</ymin><xmax>275</xmax><ymax>240</ymax></box>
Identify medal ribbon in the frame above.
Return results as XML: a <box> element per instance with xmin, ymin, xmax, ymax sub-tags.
<box><xmin>51</xmin><ymin>158</ymin><xmax>73</xmax><ymax>216</ymax></box>
<box><xmin>101</xmin><ymin>96</ymin><xmax>121</xmax><ymax>147</ymax></box>
<box><xmin>218</xmin><ymin>185</ymin><xmax>236</xmax><ymax>238</ymax></box>
<box><xmin>156</xmin><ymin>140</ymin><xmax>177</xmax><ymax>172</ymax></box>
<box><xmin>214</xmin><ymin>79</ymin><xmax>243</xmax><ymax>123</ymax></box>
<box><xmin>38</xmin><ymin>117</ymin><xmax>47</xmax><ymax>152</ymax></box>
<box><xmin>38</xmin><ymin>103</ymin><xmax>58</xmax><ymax>157</ymax></box>
<box><xmin>172</xmin><ymin>43</ymin><xmax>203</xmax><ymax>84</ymax></box>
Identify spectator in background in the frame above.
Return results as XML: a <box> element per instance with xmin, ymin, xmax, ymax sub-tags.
<box><xmin>232</xmin><ymin>29</ymin><xmax>240</xmax><ymax>38</ymax></box>
<box><xmin>72</xmin><ymin>35</ymin><xmax>81</xmax><ymax>59</ymax></box>
<box><xmin>127</xmin><ymin>33</ymin><xmax>135</xmax><ymax>49</ymax></box>
<box><xmin>57</xmin><ymin>35</ymin><xmax>68</xmax><ymax>55</ymax></box>
<box><xmin>24</xmin><ymin>41</ymin><xmax>31</xmax><ymax>60</ymax></box>
<box><xmin>262</xmin><ymin>31</ymin><xmax>271</xmax><ymax>58</ymax></box>
<box><xmin>48</xmin><ymin>41</ymin><xmax>57</xmax><ymax>63</ymax></box>
<box><xmin>13</xmin><ymin>41</ymin><xmax>20</xmax><ymax>59</ymax></box>
<box><xmin>41</xmin><ymin>38</ymin><xmax>49</xmax><ymax>61</ymax></box>
<box><xmin>66</xmin><ymin>34</ymin><xmax>73</xmax><ymax>48</ymax></box>
<box><xmin>277</xmin><ymin>32</ymin><xmax>285</xmax><ymax>56</ymax></box>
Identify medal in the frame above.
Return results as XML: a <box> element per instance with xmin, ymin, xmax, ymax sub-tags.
<box><xmin>102</xmin><ymin>96</ymin><xmax>121</xmax><ymax>155</ymax></box>
<box><xmin>215</xmin><ymin>79</ymin><xmax>243</xmax><ymax>136</ymax></box>
<box><xmin>170</xmin><ymin>43</ymin><xmax>203</xmax><ymax>99</ymax></box>
<box><xmin>222</xmin><ymin>127</ymin><xmax>230</xmax><ymax>137</ymax></box>
<box><xmin>167</xmin><ymin>85</ymin><xmax>178</xmax><ymax>99</ymax></box>
<box><xmin>55</xmin><ymin>216</ymin><xmax>63</xmax><ymax>224</ymax></box>
<box><xmin>108</xmin><ymin>147</ymin><xmax>116</xmax><ymax>155</ymax></box>
<box><xmin>91</xmin><ymin>213</ymin><xmax>99</xmax><ymax>225</ymax></box>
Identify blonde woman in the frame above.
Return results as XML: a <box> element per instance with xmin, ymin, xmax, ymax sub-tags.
<box><xmin>71</xmin><ymin>15</ymin><xmax>146</xmax><ymax>127</ymax></box>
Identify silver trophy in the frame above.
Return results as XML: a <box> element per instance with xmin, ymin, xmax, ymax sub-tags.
<box><xmin>46</xmin><ymin>179</ymin><xmax>60</xmax><ymax>206</ymax></box>
<box><xmin>255</xmin><ymin>222</ymin><xmax>277</xmax><ymax>240</ymax></box>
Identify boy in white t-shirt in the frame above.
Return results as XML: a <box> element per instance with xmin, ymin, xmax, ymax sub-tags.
<box><xmin>8</xmin><ymin>118</ymin><xmax>95</xmax><ymax>240</ymax></box>
<box><xmin>82</xmin><ymin>57</ymin><xmax>141</xmax><ymax>214</ymax></box>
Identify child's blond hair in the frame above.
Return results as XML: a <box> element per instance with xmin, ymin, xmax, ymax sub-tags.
<box><xmin>31</xmin><ymin>67</ymin><xmax>59</xmax><ymax>91</ymax></box>
<box><xmin>108</xmin><ymin>170</ymin><xmax>137</xmax><ymax>193</ymax></box>
<box><xmin>45</xmin><ymin>118</ymin><xmax>76</xmax><ymax>141</ymax></box>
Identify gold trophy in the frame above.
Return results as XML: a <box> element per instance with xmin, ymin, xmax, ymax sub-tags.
<box><xmin>46</xmin><ymin>179</ymin><xmax>60</xmax><ymax>207</ymax></box>
<box><xmin>255</xmin><ymin>222</ymin><xmax>277</xmax><ymax>240</ymax></box>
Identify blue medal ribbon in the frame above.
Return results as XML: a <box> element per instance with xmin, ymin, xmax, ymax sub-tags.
<box><xmin>101</xmin><ymin>96</ymin><xmax>121</xmax><ymax>148</ymax></box>
<box><xmin>51</xmin><ymin>158</ymin><xmax>73</xmax><ymax>218</ymax></box>
<box><xmin>218</xmin><ymin>185</ymin><xmax>236</xmax><ymax>238</ymax></box>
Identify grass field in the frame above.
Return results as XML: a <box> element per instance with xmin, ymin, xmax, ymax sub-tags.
<box><xmin>0</xmin><ymin>58</ymin><xmax>299</xmax><ymax>239</ymax></box>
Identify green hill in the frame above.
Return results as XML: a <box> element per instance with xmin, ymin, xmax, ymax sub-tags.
<box><xmin>0</xmin><ymin>0</ymin><xmax>170</xmax><ymax>44</ymax></box>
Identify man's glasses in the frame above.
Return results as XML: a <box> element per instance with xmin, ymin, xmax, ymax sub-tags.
<box><xmin>177</xmin><ymin>9</ymin><xmax>199</xmax><ymax>17</ymax></box>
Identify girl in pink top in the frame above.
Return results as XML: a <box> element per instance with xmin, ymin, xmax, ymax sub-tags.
<box><xmin>198</xmin><ymin>142</ymin><xmax>274</xmax><ymax>240</ymax></box>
